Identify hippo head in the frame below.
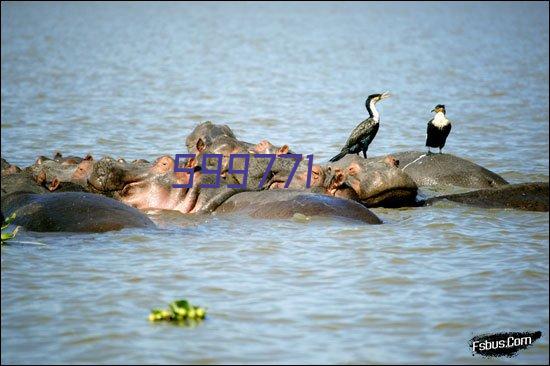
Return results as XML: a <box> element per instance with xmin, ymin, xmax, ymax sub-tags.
<box><xmin>24</xmin><ymin>154</ymin><xmax>93</xmax><ymax>192</ymax></box>
<box><xmin>1</xmin><ymin>158</ymin><xmax>22</xmax><ymax>176</ymax></box>
<box><xmin>69</xmin><ymin>155</ymin><xmax>94</xmax><ymax>185</ymax></box>
<box><xmin>88</xmin><ymin>157</ymin><xmax>132</xmax><ymax>192</ymax></box>
<box><xmin>324</xmin><ymin>155</ymin><xmax>418</xmax><ymax>207</ymax></box>
<box><xmin>194</xmin><ymin>135</ymin><xmax>250</xmax><ymax>178</ymax></box>
<box><xmin>88</xmin><ymin>155</ymin><xmax>200</xmax><ymax>213</ymax></box>
<box><xmin>186</xmin><ymin>121</ymin><xmax>236</xmax><ymax>154</ymax></box>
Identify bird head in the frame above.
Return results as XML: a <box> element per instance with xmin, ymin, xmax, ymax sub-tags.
<box><xmin>431</xmin><ymin>104</ymin><xmax>446</xmax><ymax>114</ymax></box>
<box><xmin>367</xmin><ymin>92</ymin><xmax>390</xmax><ymax>103</ymax></box>
<box><xmin>365</xmin><ymin>92</ymin><xmax>390</xmax><ymax>109</ymax></box>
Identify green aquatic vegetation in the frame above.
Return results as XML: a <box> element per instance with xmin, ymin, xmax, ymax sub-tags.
<box><xmin>1</xmin><ymin>213</ymin><xmax>20</xmax><ymax>245</ymax></box>
<box><xmin>149</xmin><ymin>299</ymin><xmax>207</xmax><ymax>324</ymax></box>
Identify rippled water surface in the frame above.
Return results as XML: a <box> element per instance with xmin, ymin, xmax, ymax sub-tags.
<box><xmin>1</xmin><ymin>2</ymin><xmax>549</xmax><ymax>364</ymax></box>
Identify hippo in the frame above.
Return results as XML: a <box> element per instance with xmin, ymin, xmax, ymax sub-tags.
<box><xmin>379</xmin><ymin>151</ymin><xmax>509</xmax><ymax>189</ymax></box>
<box><xmin>186</xmin><ymin>121</ymin><xmax>293</xmax><ymax>158</ymax></box>
<box><xmin>216</xmin><ymin>190</ymin><xmax>382</xmax><ymax>224</ymax></box>
<box><xmin>423</xmin><ymin>182</ymin><xmax>549</xmax><ymax>212</ymax></box>
<box><xmin>185</xmin><ymin>121</ymin><xmax>237</xmax><ymax>154</ymax></box>
<box><xmin>24</xmin><ymin>154</ymin><xmax>94</xmax><ymax>191</ymax></box>
<box><xmin>1</xmin><ymin>157</ymin><xmax>22</xmax><ymax>176</ymax></box>
<box><xmin>1</xmin><ymin>170</ymin><xmax>49</xmax><ymax>196</ymax></box>
<box><xmin>88</xmin><ymin>155</ymin><xmax>200</xmax><ymax>212</ymax></box>
<box><xmin>1</xmin><ymin>191</ymin><xmax>156</xmax><ymax>232</ymax></box>
<box><xmin>278</xmin><ymin>154</ymin><xmax>419</xmax><ymax>208</ymax></box>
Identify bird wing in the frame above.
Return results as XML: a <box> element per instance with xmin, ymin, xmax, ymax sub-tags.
<box><xmin>443</xmin><ymin>122</ymin><xmax>451</xmax><ymax>135</ymax></box>
<box><xmin>343</xmin><ymin>117</ymin><xmax>378</xmax><ymax>149</ymax></box>
<box><xmin>426</xmin><ymin>118</ymin><xmax>436</xmax><ymax>133</ymax></box>
<box><xmin>425</xmin><ymin>119</ymin><xmax>435</xmax><ymax>145</ymax></box>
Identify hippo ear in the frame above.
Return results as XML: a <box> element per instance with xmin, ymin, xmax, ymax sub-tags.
<box><xmin>49</xmin><ymin>178</ymin><xmax>60</xmax><ymax>192</ymax></box>
<box><xmin>384</xmin><ymin>155</ymin><xmax>399</xmax><ymax>168</ymax></box>
<box><xmin>277</xmin><ymin>145</ymin><xmax>289</xmax><ymax>155</ymax></box>
<box><xmin>36</xmin><ymin>170</ymin><xmax>47</xmax><ymax>185</ymax></box>
<box><xmin>35</xmin><ymin>156</ymin><xmax>47</xmax><ymax>165</ymax></box>
<box><xmin>347</xmin><ymin>164</ymin><xmax>359</xmax><ymax>176</ymax></box>
<box><xmin>196</xmin><ymin>138</ymin><xmax>206</xmax><ymax>153</ymax></box>
<box><xmin>84</xmin><ymin>154</ymin><xmax>93</xmax><ymax>161</ymax></box>
<box><xmin>7</xmin><ymin>165</ymin><xmax>21</xmax><ymax>175</ymax></box>
<box><xmin>253</xmin><ymin>140</ymin><xmax>269</xmax><ymax>153</ymax></box>
<box><xmin>53</xmin><ymin>151</ymin><xmax>62</xmax><ymax>159</ymax></box>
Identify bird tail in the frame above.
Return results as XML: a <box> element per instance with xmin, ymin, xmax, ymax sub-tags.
<box><xmin>329</xmin><ymin>149</ymin><xmax>348</xmax><ymax>162</ymax></box>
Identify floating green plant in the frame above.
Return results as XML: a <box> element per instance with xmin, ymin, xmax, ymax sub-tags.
<box><xmin>149</xmin><ymin>299</ymin><xmax>207</xmax><ymax>324</ymax></box>
<box><xmin>1</xmin><ymin>213</ymin><xmax>19</xmax><ymax>245</ymax></box>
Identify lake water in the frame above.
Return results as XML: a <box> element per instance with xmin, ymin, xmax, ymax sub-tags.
<box><xmin>1</xmin><ymin>2</ymin><xmax>549</xmax><ymax>364</ymax></box>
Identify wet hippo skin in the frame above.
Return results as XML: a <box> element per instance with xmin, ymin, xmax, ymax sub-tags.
<box><xmin>215</xmin><ymin>190</ymin><xmax>382</xmax><ymax>224</ymax></box>
<box><xmin>423</xmin><ymin>182</ymin><xmax>549</xmax><ymax>212</ymax></box>
<box><xmin>1</xmin><ymin>192</ymin><xmax>156</xmax><ymax>232</ymax></box>
<box><xmin>382</xmin><ymin>151</ymin><xmax>509</xmax><ymax>189</ymax></box>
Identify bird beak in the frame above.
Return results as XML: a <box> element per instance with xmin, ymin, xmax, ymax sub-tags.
<box><xmin>380</xmin><ymin>91</ymin><xmax>390</xmax><ymax>100</ymax></box>
<box><xmin>431</xmin><ymin>109</ymin><xmax>435</xmax><ymax>112</ymax></box>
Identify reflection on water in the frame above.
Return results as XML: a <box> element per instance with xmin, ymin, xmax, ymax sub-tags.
<box><xmin>1</xmin><ymin>2</ymin><xmax>549</xmax><ymax>364</ymax></box>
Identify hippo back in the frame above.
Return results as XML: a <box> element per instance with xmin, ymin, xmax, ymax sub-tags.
<box><xmin>388</xmin><ymin>151</ymin><xmax>508</xmax><ymax>189</ymax></box>
<box><xmin>216</xmin><ymin>190</ymin><xmax>382</xmax><ymax>224</ymax></box>
<box><xmin>2</xmin><ymin>192</ymin><xmax>156</xmax><ymax>232</ymax></box>
<box><xmin>425</xmin><ymin>182</ymin><xmax>549</xmax><ymax>212</ymax></box>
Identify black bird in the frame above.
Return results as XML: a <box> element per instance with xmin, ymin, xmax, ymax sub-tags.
<box><xmin>329</xmin><ymin>92</ymin><xmax>390</xmax><ymax>162</ymax></box>
<box><xmin>425</xmin><ymin>104</ymin><xmax>452</xmax><ymax>154</ymax></box>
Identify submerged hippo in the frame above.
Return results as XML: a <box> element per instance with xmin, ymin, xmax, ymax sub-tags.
<box><xmin>1</xmin><ymin>191</ymin><xmax>156</xmax><ymax>232</ymax></box>
<box><xmin>216</xmin><ymin>190</ymin><xmax>382</xmax><ymax>224</ymax></box>
<box><xmin>321</xmin><ymin>154</ymin><xmax>418</xmax><ymax>207</ymax></box>
<box><xmin>1</xmin><ymin>170</ymin><xmax>48</xmax><ymax>196</ymax></box>
<box><xmin>185</xmin><ymin>121</ymin><xmax>237</xmax><ymax>154</ymax></box>
<box><xmin>380</xmin><ymin>151</ymin><xmax>508</xmax><ymax>189</ymax></box>
<box><xmin>424</xmin><ymin>182</ymin><xmax>549</xmax><ymax>212</ymax></box>
<box><xmin>24</xmin><ymin>153</ymin><xmax>94</xmax><ymax>192</ymax></box>
<box><xmin>1</xmin><ymin>157</ymin><xmax>22</xmax><ymax>176</ymax></box>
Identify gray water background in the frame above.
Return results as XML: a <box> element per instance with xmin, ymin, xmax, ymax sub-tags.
<box><xmin>1</xmin><ymin>2</ymin><xmax>549</xmax><ymax>364</ymax></box>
